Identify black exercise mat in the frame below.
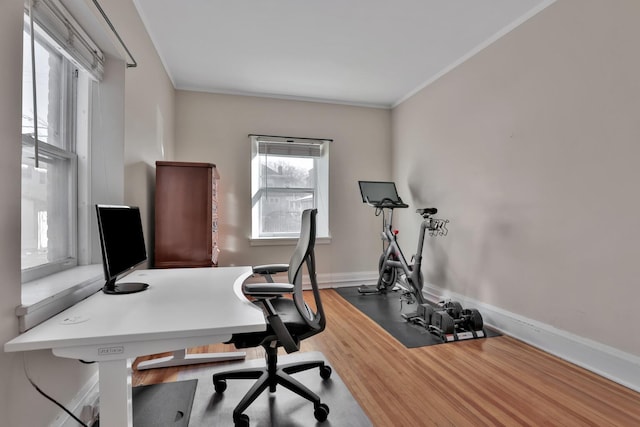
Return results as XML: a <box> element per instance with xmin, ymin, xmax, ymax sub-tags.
<box><xmin>94</xmin><ymin>379</ymin><xmax>198</xmax><ymax>427</ymax></box>
<box><xmin>177</xmin><ymin>351</ymin><xmax>372</xmax><ymax>427</ymax></box>
<box><xmin>132</xmin><ymin>380</ymin><xmax>197</xmax><ymax>426</ymax></box>
<box><xmin>335</xmin><ymin>286</ymin><xmax>499</xmax><ymax>348</ymax></box>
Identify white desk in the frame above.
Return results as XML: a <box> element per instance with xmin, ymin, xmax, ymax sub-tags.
<box><xmin>4</xmin><ymin>266</ymin><xmax>266</xmax><ymax>427</ymax></box>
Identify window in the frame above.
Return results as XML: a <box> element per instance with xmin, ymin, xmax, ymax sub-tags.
<box><xmin>21</xmin><ymin>20</ymin><xmax>78</xmax><ymax>281</ymax></box>
<box><xmin>250</xmin><ymin>135</ymin><xmax>330</xmax><ymax>241</ymax></box>
<box><xmin>21</xmin><ymin>0</ymin><xmax>103</xmax><ymax>283</ymax></box>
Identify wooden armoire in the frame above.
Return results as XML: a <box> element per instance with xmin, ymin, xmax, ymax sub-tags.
<box><xmin>154</xmin><ymin>161</ymin><xmax>220</xmax><ymax>268</ymax></box>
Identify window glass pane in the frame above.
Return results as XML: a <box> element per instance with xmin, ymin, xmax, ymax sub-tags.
<box><xmin>22</xmin><ymin>27</ymin><xmax>65</xmax><ymax>149</ymax></box>
<box><xmin>259</xmin><ymin>155</ymin><xmax>314</xmax><ymax>188</ymax></box>
<box><xmin>258</xmin><ymin>155</ymin><xmax>316</xmax><ymax>236</ymax></box>
<box><xmin>21</xmin><ymin>145</ymin><xmax>73</xmax><ymax>270</ymax></box>
<box><xmin>259</xmin><ymin>190</ymin><xmax>315</xmax><ymax>234</ymax></box>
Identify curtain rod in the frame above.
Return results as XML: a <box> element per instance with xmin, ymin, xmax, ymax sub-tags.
<box><xmin>90</xmin><ymin>0</ymin><xmax>137</xmax><ymax>68</ymax></box>
<box><xmin>249</xmin><ymin>134</ymin><xmax>333</xmax><ymax>142</ymax></box>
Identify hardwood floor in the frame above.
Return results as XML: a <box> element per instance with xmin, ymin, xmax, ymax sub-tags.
<box><xmin>133</xmin><ymin>289</ymin><xmax>640</xmax><ymax>426</ymax></box>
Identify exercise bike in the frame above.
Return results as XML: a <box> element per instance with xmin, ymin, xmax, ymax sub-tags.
<box><xmin>357</xmin><ymin>181</ymin><xmax>485</xmax><ymax>342</ymax></box>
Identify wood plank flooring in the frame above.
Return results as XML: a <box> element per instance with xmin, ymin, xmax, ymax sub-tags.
<box><xmin>133</xmin><ymin>289</ymin><xmax>640</xmax><ymax>426</ymax></box>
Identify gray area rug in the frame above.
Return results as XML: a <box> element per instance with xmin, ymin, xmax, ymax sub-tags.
<box><xmin>95</xmin><ymin>380</ymin><xmax>198</xmax><ymax>427</ymax></box>
<box><xmin>132</xmin><ymin>379</ymin><xmax>197</xmax><ymax>427</ymax></box>
<box><xmin>177</xmin><ymin>351</ymin><xmax>372</xmax><ymax>427</ymax></box>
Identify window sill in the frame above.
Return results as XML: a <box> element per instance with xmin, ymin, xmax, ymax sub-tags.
<box><xmin>249</xmin><ymin>236</ymin><xmax>332</xmax><ymax>247</ymax></box>
<box><xmin>18</xmin><ymin>264</ymin><xmax>104</xmax><ymax>332</ymax></box>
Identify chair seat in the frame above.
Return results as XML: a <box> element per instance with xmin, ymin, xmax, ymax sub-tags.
<box><xmin>231</xmin><ymin>298</ymin><xmax>310</xmax><ymax>349</ymax></box>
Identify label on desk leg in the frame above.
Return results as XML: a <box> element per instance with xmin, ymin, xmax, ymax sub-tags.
<box><xmin>98</xmin><ymin>346</ymin><xmax>124</xmax><ymax>355</ymax></box>
<box><xmin>59</xmin><ymin>315</ymin><xmax>90</xmax><ymax>325</ymax></box>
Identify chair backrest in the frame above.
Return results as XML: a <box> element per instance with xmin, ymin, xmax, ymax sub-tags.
<box><xmin>288</xmin><ymin>209</ymin><xmax>325</xmax><ymax>333</ymax></box>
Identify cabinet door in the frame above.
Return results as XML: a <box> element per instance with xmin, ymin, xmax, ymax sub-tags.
<box><xmin>155</xmin><ymin>162</ymin><xmax>213</xmax><ymax>268</ymax></box>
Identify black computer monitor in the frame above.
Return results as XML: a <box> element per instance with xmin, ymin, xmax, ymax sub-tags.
<box><xmin>358</xmin><ymin>181</ymin><xmax>404</xmax><ymax>205</ymax></box>
<box><xmin>95</xmin><ymin>204</ymin><xmax>149</xmax><ymax>294</ymax></box>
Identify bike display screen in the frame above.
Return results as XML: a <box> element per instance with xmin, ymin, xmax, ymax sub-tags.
<box><xmin>358</xmin><ymin>181</ymin><xmax>402</xmax><ymax>204</ymax></box>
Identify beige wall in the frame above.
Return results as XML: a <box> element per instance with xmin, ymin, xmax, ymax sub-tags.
<box><xmin>99</xmin><ymin>0</ymin><xmax>176</xmax><ymax>245</ymax></box>
<box><xmin>392</xmin><ymin>0</ymin><xmax>640</xmax><ymax>356</ymax></box>
<box><xmin>2</xmin><ymin>1</ymin><xmax>32</xmax><ymax>424</ymax></box>
<box><xmin>94</xmin><ymin>0</ymin><xmax>176</xmax><ymax>262</ymax></box>
<box><xmin>175</xmin><ymin>92</ymin><xmax>392</xmax><ymax>278</ymax></box>
<box><xmin>100</xmin><ymin>0</ymin><xmax>176</xmax><ymax>167</ymax></box>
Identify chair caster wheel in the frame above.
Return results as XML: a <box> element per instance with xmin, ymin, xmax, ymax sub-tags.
<box><xmin>234</xmin><ymin>413</ymin><xmax>250</xmax><ymax>426</ymax></box>
<box><xmin>320</xmin><ymin>365</ymin><xmax>332</xmax><ymax>380</ymax></box>
<box><xmin>314</xmin><ymin>403</ymin><xmax>330</xmax><ymax>422</ymax></box>
<box><xmin>213</xmin><ymin>379</ymin><xmax>227</xmax><ymax>393</ymax></box>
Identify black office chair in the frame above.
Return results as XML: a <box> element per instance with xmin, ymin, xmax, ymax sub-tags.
<box><xmin>212</xmin><ymin>209</ymin><xmax>332</xmax><ymax>426</ymax></box>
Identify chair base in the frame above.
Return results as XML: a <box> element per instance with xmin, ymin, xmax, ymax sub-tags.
<box><xmin>212</xmin><ymin>346</ymin><xmax>332</xmax><ymax>425</ymax></box>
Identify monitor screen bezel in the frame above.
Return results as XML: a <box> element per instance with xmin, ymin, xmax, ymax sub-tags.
<box><xmin>95</xmin><ymin>204</ymin><xmax>149</xmax><ymax>294</ymax></box>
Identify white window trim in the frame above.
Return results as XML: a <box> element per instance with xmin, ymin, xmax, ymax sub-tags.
<box><xmin>18</xmin><ymin>264</ymin><xmax>103</xmax><ymax>332</ymax></box>
<box><xmin>27</xmin><ymin>0</ymin><xmax>105</xmax><ymax>81</ymax></box>
<box><xmin>21</xmin><ymin>14</ymin><xmax>81</xmax><ymax>283</ymax></box>
<box><xmin>250</xmin><ymin>134</ymin><xmax>331</xmax><ymax>241</ymax></box>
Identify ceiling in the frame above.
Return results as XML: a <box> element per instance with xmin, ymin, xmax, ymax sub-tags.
<box><xmin>132</xmin><ymin>0</ymin><xmax>553</xmax><ymax>108</ymax></box>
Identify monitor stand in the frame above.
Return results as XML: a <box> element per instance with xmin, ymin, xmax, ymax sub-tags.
<box><xmin>103</xmin><ymin>281</ymin><xmax>149</xmax><ymax>294</ymax></box>
<box><xmin>136</xmin><ymin>348</ymin><xmax>246</xmax><ymax>370</ymax></box>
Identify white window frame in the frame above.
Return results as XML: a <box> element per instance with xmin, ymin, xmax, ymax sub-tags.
<box><xmin>20</xmin><ymin>141</ymin><xmax>79</xmax><ymax>282</ymax></box>
<box><xmin>21</xmin><ymin>17</ymin><xmax>80</xmax><ymax>283</ymax></box>
<box><xmin>250</xmin><ymin>135</ymin><xmax>331</xmax><ymax>244</ymax></box>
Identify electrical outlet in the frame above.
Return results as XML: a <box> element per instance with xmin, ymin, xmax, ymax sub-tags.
<box><xmin>81</xmin><ymin>405</ymin><xmax>93</xmax><ymax>423</ymax></box>
<box><xmin>92</xmin><ymin>404</ymin><xmax>100</xmax><ymax>424</ymax></box>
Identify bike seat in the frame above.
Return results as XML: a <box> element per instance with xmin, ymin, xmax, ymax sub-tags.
<box><xmin>416</xmin><ymin>208</ymin><xmax>438</xmax><ymax>216</ymax></box>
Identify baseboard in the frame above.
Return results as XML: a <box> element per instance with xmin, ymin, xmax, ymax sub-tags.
<box><xmin>50</xmin><ymin>371</ymin><xmax>99</xmax><ymax>427</ymax></box>
<box><xmin>306</xmin><ymin>271</ymin><xmax>379</xmax><ymax>289</ymax></box>
<box><xmin>422</xmin><ymin>282</ymin><xmax>640</xmax><ymax>393</ymax></box>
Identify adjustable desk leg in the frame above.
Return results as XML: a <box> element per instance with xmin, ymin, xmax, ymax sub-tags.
<box><xmin>98</xmin><ymin>358</ymin><xmax>133</xmax><ymax>427</ymax></box>
<box><xmin>136</xmin><ymin>348</ymin><xmax>246</xmax><ymax>370</ymax></box>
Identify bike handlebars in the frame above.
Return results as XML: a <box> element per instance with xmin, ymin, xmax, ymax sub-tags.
<box><xmin>365</xmin><ymin>196</ymin><xmax>447</xmax><ymax>235</ymax></box>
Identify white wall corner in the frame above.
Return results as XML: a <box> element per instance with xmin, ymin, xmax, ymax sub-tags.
<box><xmin>50</xmin><ymin>371</ymin><xmax>100</xmax><ymax>427</ymax></box>
<box><xmin>422</xmin><ymin>282</ymin><xmax>640</xmax><ymax>393</ymax></box>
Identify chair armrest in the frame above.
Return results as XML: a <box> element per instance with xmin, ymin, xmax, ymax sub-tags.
<box><xmin>244</xmin><ymin>282</ymin><xmax>294</xmax><ymax>298</ymax></box>
<box><xmin>252</xmin><ymin>264</ymin><xmax>289</xmax><ymax>275</ymax></box>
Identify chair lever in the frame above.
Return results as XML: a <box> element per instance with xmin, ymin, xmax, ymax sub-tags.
<box><xmin>266</xmin><ymin>313</ymin><xmax>298</xmax><ymax>353</ymax></box>
<box><xmin>262</xmin><ymin>299</ymin><xmax>298</xmax><ymax>353</ymax></box>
